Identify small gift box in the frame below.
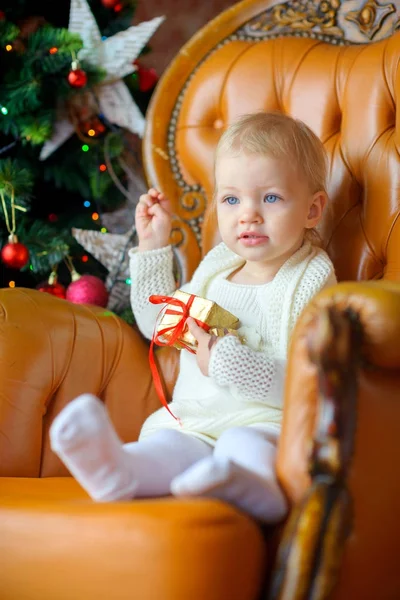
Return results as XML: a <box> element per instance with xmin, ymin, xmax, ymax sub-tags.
<box><xmin>150</xmin><ymin>290</ymin><xmax>239</xmax><ymax>352</ymax></box>
<box><xmin>148</xmin><ymin>290</ymin><xmax>240</xmax><ymax>422</ymax></box>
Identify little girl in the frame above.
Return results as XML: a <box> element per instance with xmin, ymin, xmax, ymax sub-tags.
<box><xmin>50</xmin><ymin>112</ymin><xmax>336</xmax><ymax>522</ymax></box>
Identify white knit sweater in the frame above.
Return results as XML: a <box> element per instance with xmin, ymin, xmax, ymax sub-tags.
<box><xmin>129</xmin><ymin>241</ymin><xmax>336</xmax><ymax>445</ymax></box>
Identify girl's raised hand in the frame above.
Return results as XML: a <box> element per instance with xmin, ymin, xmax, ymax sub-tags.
<box><xmin>136</xmin><ymin>188</ymin><xmax>172</xmax><ymax>251</ymax></box>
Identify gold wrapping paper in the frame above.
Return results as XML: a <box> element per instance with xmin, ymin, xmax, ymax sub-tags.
<box><xmin>156</xmin><ymin>290</ymin><xmax>239</xmax><ymax>351</ymax></box>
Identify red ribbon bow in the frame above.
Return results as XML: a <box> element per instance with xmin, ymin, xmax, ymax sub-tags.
<box><xmin>148</xmin><ymin>294</ymin><xmax>210</xmax><ymax>421</ymax></box>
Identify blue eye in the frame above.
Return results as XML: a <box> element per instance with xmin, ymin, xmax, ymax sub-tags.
<box><xmin>225</xmin><ymin>196</ymin><xmax>239</xmax><ymax>205</ymax></box>
<box><xmin>264</xmin><ymin>194</ymin><xmax>279</xmax><ymax>203</ymax></box>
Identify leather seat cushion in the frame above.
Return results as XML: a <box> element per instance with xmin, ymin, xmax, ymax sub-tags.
<box><xmin>0</xmin><ymin>477</ymin><xmax>268</xmax><ymax>600</ymax></box>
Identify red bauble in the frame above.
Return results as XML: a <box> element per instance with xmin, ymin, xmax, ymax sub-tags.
<box><xmin>66</xmin><ymin>275</ymin><xmax>109</xmax><ymax>307</ymax></box>
<box><xmin>67</xmin><ymin>68</ymin><xmax>87</xmax><ymax>89</ymax></box>
<box><xmin>135</xmin><ymin>62</ymin><xmax>159</xmax><ymax>92</ymax></box>
<box><xmin>1</xmin><ymin>240</ymin><xmax>29</xmax><ymax>269</ymax></box>
<box><xmin>37</xmin><ymin>281</ymin><xmax>67</xmax><ymax>299</ymax></box>
<box><xmin>101</xmin><ymin>0</ymin><xmax>119</xmax><ymax>7</ymax></box>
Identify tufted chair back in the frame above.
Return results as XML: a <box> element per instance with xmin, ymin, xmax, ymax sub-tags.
<box><xmin>144</xmin><ymin>0</ymin><xmax>400</xmax><ymax>285</ymax></box>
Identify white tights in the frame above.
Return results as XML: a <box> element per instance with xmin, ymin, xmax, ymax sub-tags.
<box><xmin>50</xmin><ymin>394</ymin><xmax>287</xmax><ymax>523</ymax></box>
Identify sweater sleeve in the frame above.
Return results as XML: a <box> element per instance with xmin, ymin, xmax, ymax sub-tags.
<box><xmin>208</xmin><ymin>335</ymin><xmax>285</xmax><ymax>407</ymax></box>
<box><xmin>288</xmin><ymin>265</ymin><xmax>337</xmax><ymax>338</ymax></box>
<box><xmin>129</xmin><ymin>245</ymin><xmax>177</xmax><ymax>340</ymax></box>
<box><xmin>208</xmin><ymin>253</ymin><xmax>336</xmax><ymax>406</ymax></box>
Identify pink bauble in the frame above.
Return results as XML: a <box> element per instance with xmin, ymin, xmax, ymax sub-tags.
<box><xmin>66</xmin><ymin>275</ymin><xmax>109</xmax><ymax>307</ymax></box>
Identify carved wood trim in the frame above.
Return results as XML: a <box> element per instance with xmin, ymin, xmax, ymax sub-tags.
<box><xmin>239</xmin><ymin>0</ymin><xmax>399</xmax><ymax>42</ymax></box>
<box><xmin>345</xmin><ymin>0</ymin><xmax>397</xmax><ymax>40</ymax></box>
<box><xmin>267</xmin><ymin>307</ymin><xmax>363</xmax><ymax>600</ymax></box>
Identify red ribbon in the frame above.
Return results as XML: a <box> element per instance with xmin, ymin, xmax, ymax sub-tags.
<box><xmin>148</xmin><ymin>294</ymin><xmax>210</xmax><ymax>421</ymax></box>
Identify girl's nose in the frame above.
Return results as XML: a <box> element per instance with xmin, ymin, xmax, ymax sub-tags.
<box><xmin>239</xmin><ymin>204</ymin><xmax>263</xmax><ymax>224</ymax></box>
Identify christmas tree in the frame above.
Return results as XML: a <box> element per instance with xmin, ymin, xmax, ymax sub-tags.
<box><xmin>0</xmin><ymin>0</ymin><xmax>163</xmax><ymax>316</ymax></box>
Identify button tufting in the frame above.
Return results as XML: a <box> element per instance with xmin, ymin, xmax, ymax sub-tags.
<box><xmin>213</xmin><ymin>118</ymin><xmax>224</xmax><ymax>129</ymax></box>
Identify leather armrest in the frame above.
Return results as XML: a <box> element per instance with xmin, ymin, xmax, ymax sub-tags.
<box><xmin>277</xmin><ymin>280</ymin><xmax>400</xmax><ymax>503</ymax></box>
<box><xmin>272</xmin><ymin>280</ymin><xmax>400</xmax><ymax>600</ymax></box>
<box><xmin>0</xmin><ymin>288</ymin><xmax>179</xmax><ymax>477</ymax></box>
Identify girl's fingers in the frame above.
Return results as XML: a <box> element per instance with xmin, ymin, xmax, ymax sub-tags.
<box><xmin>138</xmin><ymin>195</ymin><xmax>152</xmax><ymax>208</ymax></box>
<box><xmin>158</xmin><ymin>196</ymin><xmax>171</xmax><ymax>214</ymax></box>
<box><xmin>148</xmin><ymin>203</ymin><xmax>165</xmax><ymax>217</ymax></box>
<box><xmin>136</xmin><ymin>204</ymin><xmax>148</xmax><ymax>217</ymax></box>
<box><xmin>187</xmin><ymin>318</ymin><xmax>209</xmax><ymax>342</ymax></box>
<box><xmin>139</xmin><ymin>191</ymin><xmax>171</xmax><ymax>216</ymax></box>
<box><xmin>148</xmin><ymin>188</ymin><xmax>160</xmax><ymax>199</ymax></box>
<box><xmin>149</xmin><ymin>202</ymin><xmax>171</xmax><ymax>217</ymax></box>
<box><xmin>149</xmin><ymin>189</ymin><xmax>168</xmax><ymax>204</ymax></box>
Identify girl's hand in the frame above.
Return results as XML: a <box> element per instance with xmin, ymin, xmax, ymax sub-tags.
<box><xmin>187</xmin><ymin>318</ymin><xmax>219</xmax><ymax>376</ymax></box>
<box><xmin>136</xmin><ymin>188</ymin><xmax>172</xmax><ymax>252</ymax></box>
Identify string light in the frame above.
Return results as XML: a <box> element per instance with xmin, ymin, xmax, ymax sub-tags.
<box><xmin>82</xmin><ymin>144</ymin><xmax>89</xmax><ymax>152</ymax></box>
<box><xmin>9</xmin><ymin>281</ymin><xmax>16</xmax><ymax>288</ymax></box>
<box><xmin>48</xmin><ymin>213</ymin><xmax>58</xmax><ymax>222</ymax></box>
<box><xmin>83</xmin><ymin>200</ymin><xmax>91</xmax><ymax>208</ymax></box>
<box><xmin>1</xmin><ymin>106</ymin><xmax>8</xmax><ymax>115</ymax></box>
<box><xmin>30</xmin><ymin>265</ymin><xmax>34</xmax><ymax>270</ymax></box>
<box><xmin>92</xmin><ymin>212</ymin><xmax>99</xmax><ymax>221</ymax></box>
<box><xmin>81</xmin><ymin>255</ymin><xmax>89</xmax><ymax>263</ymax></box>
<box><xmin>125</xmin><ymin>278</ymin><xmax>132</xmax><ymax>285</ymax></box>
<box><xmin>88</xmin><ymin>129</ymin><xmax>96</xmax><ymax>137</ymax></box>
<box><xmin>99</xmin><ymin>164</ymin><xmax>107</xmax><ymax>172</ymax></box>
<box><xmin>114</xmin><ymin>3</ymin><xmax>123</xmax><ymax>12</ymax></box>
<box><xmin>49</xmin><ymin>47</ymin><xmax>58</xmax><ymax>54</ymax></box>
<box><xmin>100</xmin><ymin>227</ymin><xmax>107</xmax><ymax>233</ymax></box>
<box><xmin>5</xmin><ymin>44</ymin><xmax>12</xmax><ymax>52</ymax></box>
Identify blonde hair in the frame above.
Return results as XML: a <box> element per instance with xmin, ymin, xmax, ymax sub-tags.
<box><xmin>214</xmin><ymin>112</ymin><xmax>328</xmax><ymax>246</ymax></box>
<box><xmin>215</xmin><ymin>111</ymin><xmax>328</xmax><ymax>195</ymax></box>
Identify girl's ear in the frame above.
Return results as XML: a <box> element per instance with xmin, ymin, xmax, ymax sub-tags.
<box><xmin>306</xmin><ymin>191</ymin><xmax>327</xmax><ymax>229</ymax></box>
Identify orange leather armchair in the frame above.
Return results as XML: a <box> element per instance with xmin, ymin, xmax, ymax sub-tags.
<box><xmin>1</xmin><ymin>1</ymin><xmax>400</xmax><ymax>599</ymax></box>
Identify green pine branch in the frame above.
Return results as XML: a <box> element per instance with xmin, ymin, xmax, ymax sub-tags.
<box><xmin>17</xmin><ymin>111</ymin><xmax>53</xmax><ymax>145</ymax></box>
<box><xmin>2</xmin><ymin>79</ymin><xmax>42</xmax><ymax>115</ymax></box>
<box><xmin>43</xmin><ymin>132</ymin><xmax>126</xmax><ymax>204</ymax></box>
<box><xmin>43</xmin><ymin>163</ymin><xmax>92</xmax><ymax>198</ymax></box>
<box><xmin>0</xmin><ymin>158</ymin><xmax>33</xmax><ymax>202</ymax></box>
<box><xmin>17</xmin><ymin>219</ymin><xmax>70</xmax><ymax>274</ymax></box>
<box><xmin>0</xmin><ymin>20</ymin><xmax>19</xmax><ymax>46</ymax></box>
<box><xmin>27</xmin><ymin>26</ymin><xmax>83</xmax><ymax>56</ymax></box>
<box><xmin>0</xmin><ymin>22</ymin><xmax>107</xmax><ymax>122</ymax></box>
<box><xmin>0</xmin><ymin>114</ymin><xmax>18</xmax><ymax>138</ymax></box>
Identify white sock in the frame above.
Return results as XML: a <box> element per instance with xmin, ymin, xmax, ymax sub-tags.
<box><xmin>50</xmin><ymin>394</ymin><xmax>138</xmax><ymax>502</ymax></box>
<box><xmin>170</xmin><ymin>455</ymin><xmax>288</xmax><ymax>523</ymax></box>
<box><xmin>50</xmin><ymin>395</ymin><xmax>212</xmax><ymax>502</ymax></box>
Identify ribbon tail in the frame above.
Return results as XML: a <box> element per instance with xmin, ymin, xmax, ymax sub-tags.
<box><xmin>149</xmin><ymin>339</ymin><xmax>180</xmax><ymax>422</ymax></box>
